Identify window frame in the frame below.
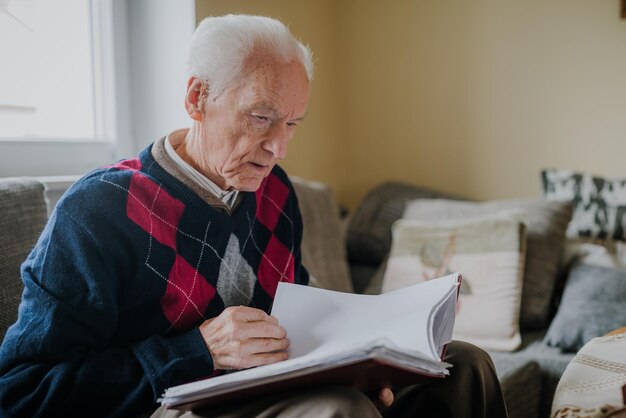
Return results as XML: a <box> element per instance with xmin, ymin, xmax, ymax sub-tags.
<box><xmin>0</xmin><ymin>0</ymin><xmax>196</xmax><ymax>179</ymax></box>
<box><xmin>0</xmin><ymin>0</ymin><xmax>129</xmax><ymax>177</ymax></box>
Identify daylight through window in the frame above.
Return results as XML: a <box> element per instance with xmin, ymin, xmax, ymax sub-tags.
<box><xmin>0</xmin><ymin>0</ymin><xmax>101</xmax><ymax>140</ymax></box>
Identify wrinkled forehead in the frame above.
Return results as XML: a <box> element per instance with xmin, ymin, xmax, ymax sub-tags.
<box><xmin>234</xmin><ymin>55</ymin><xmax>310</xmax><ymax>115</ymax></box>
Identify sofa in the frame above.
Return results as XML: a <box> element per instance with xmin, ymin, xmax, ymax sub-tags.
<box><xmin>2</xmin><ymin>175</ymin><xmax>624</xmax><ymax>418</ymax></box>
<box><xmin>292</xmin><ymin>179</ymin><xmax>569</xmax><ymax>418</ymax></box>
<box><xmin>293</xmin><ymin>177</ymin><xmax>625</xmax><ymax>418</ymax></box>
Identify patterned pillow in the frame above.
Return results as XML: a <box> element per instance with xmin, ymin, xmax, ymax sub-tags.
<box><xmin>541</xmin><ymin>169</ymin><xmax>626</xmax><ymax>241</ymax></box>
<box><xmin>381</xmin><ymin>212</ymin><xmax>527</xmax><ymax>351</ymax></box>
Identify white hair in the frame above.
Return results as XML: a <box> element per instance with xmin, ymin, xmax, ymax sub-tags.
<box><xmin>186</xmin><ymin>14</ymin><xmax>314</xmax><ymax>98</ymax></box>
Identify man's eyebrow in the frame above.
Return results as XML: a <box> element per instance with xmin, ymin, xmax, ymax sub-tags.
<box><xmin>245</xmin><ymin>102</ymin><xmax>279</xmax><ymax>116</ymax></box>
<box><xmin>290</xmin><ymin>114</ymin><xmax>307</xmax><ymax>122</ymax></box>
<box><xmin>245</xmin><ymin>103</ymin><xmax>307</xmax><ymax>122</ymax></box>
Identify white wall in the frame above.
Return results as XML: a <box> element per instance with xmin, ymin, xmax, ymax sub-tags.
<box><xmin>127</xmin><ymin>0</ymin><xmax>196</xmax><ymax>153</ymax></box>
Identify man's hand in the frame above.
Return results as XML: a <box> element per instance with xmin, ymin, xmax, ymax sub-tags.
<box><xmin>199</xmin><ymin>306</ymin><xmax>289</xmax><ymax>370</ymax></box>
<box><xmin>377</xmin><ymin>387</ymin><xmax>394</xmax><ymax>408</ymax></box>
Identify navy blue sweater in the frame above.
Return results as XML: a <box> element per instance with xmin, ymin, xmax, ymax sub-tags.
<box><xmin>0</xmin><ymin>143</ymin><xmax>308</xmax><ymax>417</ymax></box>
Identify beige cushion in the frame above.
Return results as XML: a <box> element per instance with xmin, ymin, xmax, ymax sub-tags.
<box><xmin>290</xmin><ymin>176</ymin><xmax>353</xmax><ymax>293</ymax></box>
<box><xmin>403</xmin><ymin>198</ymin><xmax>572</xmax><ymax>330</ymax></box>
<box><xmin>382</xmin><ymin>212</ymin><xmax>527</xmax><ymax>351</ymax></box>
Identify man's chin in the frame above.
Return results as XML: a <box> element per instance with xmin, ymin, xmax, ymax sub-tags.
<box><xmin>234</xmin><ymin>177</ymin><xmax>265</xmax><ymax>192</ymax></box>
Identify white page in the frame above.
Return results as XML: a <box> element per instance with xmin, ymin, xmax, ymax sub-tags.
<box><xmin>271</xmin><ymin>273</ymin><xmax>460</xmax><ymax>361</ymax></box>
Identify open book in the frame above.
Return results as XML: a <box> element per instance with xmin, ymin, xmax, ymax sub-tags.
<box><xmin>159</xmin><ymin>272</ymin><xmax>462</xmax><ymax>410</ymax></box>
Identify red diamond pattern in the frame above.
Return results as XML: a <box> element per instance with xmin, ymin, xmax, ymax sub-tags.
<box><xmin>127</xmin><ymin>173</ymin><xmax>185</xmax><ymax>249</ymax></box>
<box><xmin>126</xmin><ymin>172</ymin><xmax>215</xmax><ymax>331</ymax></box>
<box><xmin>161</xmin><ymin>255</ymin><xmax>215</xmax><ymax>330</ymax></box>
<box><xmin>255</xmin><ymin>173</ymin><xmax>289</xmax><ymax>231</ymax></box>
<box><xmin>257</xmin><ymin>235</ymin><xmax>294</xmax><ymax>298</ymax></box>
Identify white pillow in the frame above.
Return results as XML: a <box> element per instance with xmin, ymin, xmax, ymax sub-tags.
<box><xmin>382</xmin><ymin>212</ymin><xmax>527</xmax><ymax>351</ymax></box>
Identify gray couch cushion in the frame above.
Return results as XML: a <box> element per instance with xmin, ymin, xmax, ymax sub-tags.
<box><xmin>490</xmin><ymin>331</ymin><xmax>575</xmax><ymax>418</ymax></box>
<box><xmin>346</xmin><ymin>182</ymin><xmax>461</xmax><ymax>267</ymax></box>
<box><xmin>493</xmin><ymin>357</ymin><xmax>541</xmax><ymax>418</ymax></box>
<box><xmin>0</xmin><ymin>178</ymin><xmax>48</xmax><ymax>341</ymax></box>
<box><xmin>349</xmin><ymin>263</ymin><xmax>379</xmax><ymax>294</ymax></box>
<box><xmin>290</xmin><ymin>176</ymin><xmax>353</xmax><ymax>293</ymax></box>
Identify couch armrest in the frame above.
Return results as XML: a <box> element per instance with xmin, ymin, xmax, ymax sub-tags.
<box><xmin>0</xmin><ymin>177</ymin><xmax>48</xmax><ymax>341</ymax></box>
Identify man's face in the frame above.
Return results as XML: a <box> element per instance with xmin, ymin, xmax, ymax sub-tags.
<box><xmin>190</xmin><ymin>53</ymin><xmax>310</xmax><ymax>192</ymax></box>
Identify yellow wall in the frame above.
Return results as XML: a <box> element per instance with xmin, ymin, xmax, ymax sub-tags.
<box><xmin>196</xmin><ymin>0</ymin><xmax>626</xmax><ymax>210</ymax></box>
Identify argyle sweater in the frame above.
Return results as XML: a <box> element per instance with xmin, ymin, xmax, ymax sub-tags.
<box><xmin>0</xmin><ymin>142</ymin><xmax>308</xmax><ymax>418</ymax></box>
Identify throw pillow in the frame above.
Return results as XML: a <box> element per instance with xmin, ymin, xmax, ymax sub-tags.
<box><xmin>403</xmin><ymin>198</ymin><xmax>572</xmax><ymax>330</ymax></box>
<box><xmin>381</xmin><ymin>213</ymin><xmax>527</xmax><ymax>351</ymax></box>
<box><xmin>544</xmin><ymin>242</ymin><xmax>626</xmax><ymax>352</ymax></box>
<box><xmin>561</xmin><ymin>239</ymin><xmax>626</xmax><ymax>272</ymax></box>
<box><xmin>541</xmin><ymin>169</ymin><xmax>626</xmax><ymax>241</ymax></box>
<box><xmin>345</xmin><ymin>182</ymin><xmax>463</xmax><ymax>268</ymax></box>
<box><xmin>290</xmin><ymin>176</ymin><xmax>353</xmax><ymax>293</ymax></box>
<box><xmin>362</xmin><ymin>257</ymin><xmax>388</xmax><ymax>295</ymax></box>
<box><xmin>544</xmin><ymin>264</ymin><xmax>626</xmax><ymax>352</ymax></box>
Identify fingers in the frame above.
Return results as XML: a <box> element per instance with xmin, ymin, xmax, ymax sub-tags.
<box><xmin>223</xmin><ymin>305</ymin><xmax>278</xmax><ymax>323</ymax></box>
<box><xmin>236</xmin><ymin>350</ymin><xmax>289</xmax><ymax>369</ymax></box>
<box><xmin>199</xmin><ymin>306</ymin><xmax>290</xmax><ymax>370</ymax></box>
<box><xmin>219</xmin><ymin>307</ymin><xmax>286</xmax><ymax>341</ymax></box>
<box><xmin>229</xmin><ymin>318</ymin><xmax>286</xmax><ymax>340</ymax></box>
<box><xmin>234</xmin><ymin>333</ymin><xmax>290</xmax><ymax>356</ymax></box>
<box><xmin>378</xmin><ymin>387</ymin><xmax>394</xmax><ymax>408</ymax></box>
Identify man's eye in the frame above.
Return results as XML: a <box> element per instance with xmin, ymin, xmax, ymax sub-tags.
<box><xmin>252</xmin><ymin>115</ymin><xmax>270</xmax><ymax>123</ymax></box>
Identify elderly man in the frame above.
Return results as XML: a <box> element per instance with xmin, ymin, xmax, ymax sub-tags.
<box><xmin>0</xmin><ymin>14</ymin><xmax>507</xmax><ymax>418</ymax></box>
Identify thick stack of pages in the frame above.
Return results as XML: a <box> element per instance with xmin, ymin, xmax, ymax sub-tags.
<box><xmin>160</xmin><ymin>272</ymin><xmax>462</xmax><ymax>410</ymax></box>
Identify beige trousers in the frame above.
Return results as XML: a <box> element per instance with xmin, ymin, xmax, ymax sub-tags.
<box><xmin>152</xmin><ymin>385</ymin><xmax>380</xmax><ymax>418</ymax></box>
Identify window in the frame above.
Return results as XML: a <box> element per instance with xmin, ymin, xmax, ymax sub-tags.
<box><xmin>0</xmin><ymin>0</ymin><xmax>118</xmax><ymax>177</ymax></box>
<box><xmin>0</xmin><ymin>0</ymin><xmax>109</xmax><ymax>140</ymax></box>
<box><xmin>0</xmin><ymin>0</ymin><xmax>195</xmax><ymax>178</ymax></box>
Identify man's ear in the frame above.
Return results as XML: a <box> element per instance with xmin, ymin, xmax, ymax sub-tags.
<box><xmin>185</xmin><ymin>77</ymin><xmax>206</xmax><ymax>121</ymax></box>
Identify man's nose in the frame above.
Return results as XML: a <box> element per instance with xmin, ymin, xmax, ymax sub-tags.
<box><xmin>263</xmin><ymin>126</ymin><xmax>290</xmax><ymax>159</ymax></box>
